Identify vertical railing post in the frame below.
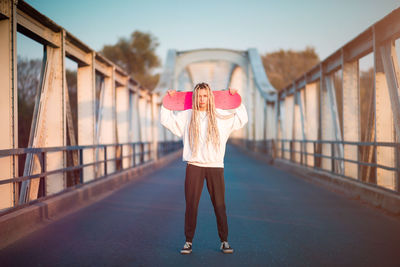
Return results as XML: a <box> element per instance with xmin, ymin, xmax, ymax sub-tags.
<box><xmin>331</xmin><ymin>142</ymin><xmax>335</xmax><ymax>173</ymax></box>
<box><xmin>41</xmin><ymin>152</ymin><xmax>47</xmax><ymax>197</ymax></box>
<box><xmin>104</xmin><ymin>146</ymin><xmax>108</xmax><ymax>175</ymax></box>
<box><xmin>357</xmin><ymin>143</ymin><xmax>361</xmax><ymax>181</ymax></box>
<box><xmin>372</xmin><ymin>143</ymin><xmax>377</xmax><ymax>185</ymax></box>
<box><xmin>290</xmin><ymin>141</ymin><xmax>294</xmax><ymax>162</ymax></box>
<box><xmin>132</xmin><ymin>143</ymin><xmax>136</xmax><ymax>167</ymax></box>
<box><xmin>313</xmin><ymin>141</ymin><xmax>317</xmax><ymax>169</ymax></box>
<box><xmin>148</xmin><ymin>142</ymin><xmax>151</xmax><ymax>161</ymax></box>
<box><xmin>120</xmin><ymin>144</ymin><xmax>123</xmax><ymax>170</ymax></box>
<box><xmin>396</xmin><ymin>143</ymin><xmax>400</xmax><ymax>192</ymax></box>
<box><xmin>306</xmin><ymin>141</ymin><xmax>309</xmax><ymax>167</ymax></box>
<box><xmin>300</xmin><ymin>141</ymin><xmax>303</xmax><ymax>165</ymax></box>
<box><xmin>79</xmin><ymin>148</ymin><xmax>83</xmax><ymax>184</ymax></box>
<box><xmin>141</xmin><ymin>143</ymin><xmax>144</xmax><ymax>164</ymax></box>
<box><xmin>271</xmin><ymin>140</ymin><xmax>275</xmax><ymax>159</ymax></box>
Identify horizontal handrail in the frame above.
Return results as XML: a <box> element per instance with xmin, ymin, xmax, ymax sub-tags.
<box><xmin>275</xmin><ymin>139</ymin><xmax>400</xmax><ymax>147</ymax></box>
<box><xmin>0</xmin><ymin>142</ymin><xmax>162</xmax><ymax>158</ymax></box>
<box><xmin>241</xmin><ymin>138</ymin><xmax>400</xmax><ymax>193</ymax></box>
<box><xmin>0</xmin><ymin>141</ymin><xmax>182</xmax><ymax>212</ymax></box>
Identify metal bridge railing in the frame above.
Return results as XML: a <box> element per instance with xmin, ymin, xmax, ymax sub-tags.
<box><xmin>0</xmin><ymin>141</ymin><xmax>182</xmax><ymax>213</ymax></box>
<box><xmin>243</xmin><ymin>139</ymin><xmax>400</xmax><ymax>193</ymax></box>
<box><xmin>157</xmin><ymin>141</ymin><xmax>183</xmax><ymax>158</ymax></box>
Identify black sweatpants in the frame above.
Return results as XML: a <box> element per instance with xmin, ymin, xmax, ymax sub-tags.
<box><xmin>184</xmin><ymin>163</ymin><xmax>228</xmax><ymax>242</ymax></box>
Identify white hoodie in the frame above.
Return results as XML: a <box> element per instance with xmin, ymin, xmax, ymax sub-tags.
<box><xmin>160</xmin><ymin>103</ymin><xmax>248</xmax><ymax>168</ymax></box>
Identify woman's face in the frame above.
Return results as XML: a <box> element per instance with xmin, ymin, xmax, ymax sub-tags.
<box><xmin>198</xmin><ymin>88</ymin><xmax>208</xmax><ymax>111</ymax></box>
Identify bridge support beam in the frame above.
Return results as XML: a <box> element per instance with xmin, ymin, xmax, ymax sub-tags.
<box><xmin>151</xmin><ymin>94</ymin><xmax>160</xmax><ymax>160</ymax></box>
<box><xmin>138</xmin><ymin>92</ymin><xmax>148</xmax><ymax>161</ymax></box>
<box><xmin>132</xmin><ymin>89</ymin><xmax>143</xmax><ymax>164</ymax></box>
<box><xmin>325</xmin><ymin>74</ymin><xmax>344</xmax><ymax>174</ymax></box>
<box><xmin>292</xmin><ymin>87</ymin><xmax>300</xmax><ymax>163</ymax></box>
<box><xmin>101</xmin><ymin>66</ymin><xmax>117</xmax><ymax>174</ymax></box>
<box><xmin>77</xmin><ymin>52</ymin><xmax>96</xmax><ymax>182</ymax></box>
<box><xmin>305</xmin><ymin>82</ymin><xmax>319</xmax><ymax>167</ymax></box>
<box><xmin>116</xmin><ymin>79</ymin><xmax>130</xmax><ymax>168</ymax></box>
<box><xmin>320</xmin><ymin>73</ymin><xmax>334</xmax><ymax>171</ymax></box>
<box><xmin>294</xmin><ymin>88</ymin><xmax>307</xmax><ymax>164</ymax></box>
<box><xmin>342</xmin><ymin>59</ymin><xmax>360</xmax><ymax>179</ymax></box>
<box><xmin>254</xmin><ymin>83</ymin><xmax>265</xmax><ymax>151</ymax></box>
<box><xmin>265</xmin><ymin>102</ymin><xmax>277</xmax><ymax>141</ymax></box>
<box><xmin>43</xmin><ymin>36</ymin><xmax>66</xmax><ymax>196</ymax></box>
<box><xmin>283</xmin><ymin>95</ymin><xmax>294</xmax><ymax>160</ymax></box>
<box><xmin>380</xmin><ymin>41</ymin><xmax>400</xmax><ymax>192</ymax></box>
<box><xmin>375</xmin><ymin>36</ymin><xmax>396</xmax><ymax>190</ymax></box>
<box><xmin>228</xmin><ymin>65</ymin><xmax>247</xmax><ymax>139</ymax></box>
<box><xmin>246</xmin><ymin>63</ymin><xmax>255</xmax><ymax>142</ymax></box>
<box><xmin>146</xmin><ymin>96</ymin><xmax>153</xmax><ymax>161</ymax></box>
<box><xmin>0</xmin><ymin>0</ymin><xmax>17</xmax><ymax>209</ymax></box>
<box><xmin>20</xmin><ymin>34</ymin><xmax>67</xmax><ymax>201</ymax></box>
<box><xmin>277</xmin><ymin>100</ymin><xmax>284</xmax><ymax>158</ymax></box>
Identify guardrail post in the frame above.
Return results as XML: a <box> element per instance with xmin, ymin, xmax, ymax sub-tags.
<box><xmin>41</xmin><ymin>152</ymin><xmax>47</xmax><ymax>197</ymax></box>
<box><xmin>313</xmin><ymin>141</ymin><xmax>317</xmax><ymax>169</ymax></box>
<box><xmin>148</xmin><ymin>143</ymin><xmax>151</xmax><ymax>161</ymax></box>
<box><xmin>290</xmin><ymin>141</ymin><xmax>294</xmax><ymax>162</ymax></box>
<box><xmin>120</xmin><ymin>144</ymin><xmax>123</xmax><ymax>170</ymax></box>
<box><xmin>104</xmin><ymin>146</ymin><xmax>107</xmax><ymax>175</ymax></box>
<box><xmin>331</xmin><ymin>142</ymin><xmax>335</xmax><ymax>173</ymax></box>
<box><xmin>79</xmin><ymin>148</ymin><xmax>83</xmax><ymax>184</ymax></box>
<box><xmin>140</xmin><ymin>143</ymin><xmax>144</xmax><ymax>164</ymax></box>
<box><xmin>132</xmin><ymin>144</ymin><xmax>136</xmax><ymax>167</ymax></box>
<box><xmin>300</xmin><ymin>141</ymin><xmax>303</xmax><ymax>165</ymax></box>
<box><xmin>271</xmin><ymin>140</ymin><xmax>275</xmax><ymax>159</ymax></box>
<box><xmin>397</xmin><ymin>144</ymin><xmax>400</xmax><ymax>192</ymax></box>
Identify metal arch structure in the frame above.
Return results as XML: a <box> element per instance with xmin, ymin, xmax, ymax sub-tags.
<box><xmin>0</xmin><ymin>0</ymin><xmax>163</xmax><ymax>210</ymax></box>
<box><xmin>155</xmin><ymin>48</ymin><xmax>276</xmax><ymax>100</ymax></box>
<box><xmin>154</xmin><ymin>47</ymin><xmax>277</xmax><ymax>143</ymax></box>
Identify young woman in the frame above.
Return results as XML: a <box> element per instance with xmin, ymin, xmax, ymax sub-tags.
<box><xmin>160</xmin><ymin>82</ymin><xmax>248</xmax><ymax>254</ymax></box>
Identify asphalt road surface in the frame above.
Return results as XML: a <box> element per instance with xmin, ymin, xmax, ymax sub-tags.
<box><xmin>1</xmin><ymin>145</ymin><xmax>400</xmax><ymax>266</ymax></box>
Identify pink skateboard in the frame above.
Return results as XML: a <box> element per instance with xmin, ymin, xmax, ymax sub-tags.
<box><xmin>162</xmin><ymin>90</ymin><xmax>241</xmax><ymax>111</ymax></box>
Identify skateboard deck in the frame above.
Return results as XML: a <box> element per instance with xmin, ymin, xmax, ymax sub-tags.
<box><xmin>162</xmin><ymin>90</ymin><xmax>241</xmax><ymax>111</ymax></box>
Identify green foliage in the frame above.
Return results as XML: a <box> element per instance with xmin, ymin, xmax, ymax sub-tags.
<box><xmin>262</xmin><ymin>46</ymin><xmax>320</xmax><ymax>91</ymax></box>
<box><xmin>101</xmin><ymin>31</ymin><xmax>160</xmax><ymax>90</ymax></box>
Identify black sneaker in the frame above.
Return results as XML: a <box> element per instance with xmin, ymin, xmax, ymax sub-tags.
<box><xmin>180</xmin><ymin>242</ymin><xmax>192</xmax><ymax>254</ymax></box>
<box><xmin>220</xmin><ymin>241</ymin><xmax>234</xmax><ymax>254</ymax></box>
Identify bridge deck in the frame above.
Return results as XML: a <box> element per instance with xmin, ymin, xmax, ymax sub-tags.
<box><xmin>1</xmin><ymin>145</ymin><xmax>400</xmax><ymax>266</ymax></box>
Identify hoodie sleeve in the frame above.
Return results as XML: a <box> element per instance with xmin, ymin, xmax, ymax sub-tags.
<box><xmin>160</xmin><ymin>105</ymin><xmax>187</xmax><ymax>138</ymax></box>
<box><xmin>230</xmin><ymin>103</ymin><xmax>248</xmax><ymax>133</ymax></box>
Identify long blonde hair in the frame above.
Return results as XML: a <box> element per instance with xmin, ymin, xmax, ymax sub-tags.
<box><xmin>188</xmin><ymin>83</ymin><xmax>221</xmax><ymax>156</ymax></box>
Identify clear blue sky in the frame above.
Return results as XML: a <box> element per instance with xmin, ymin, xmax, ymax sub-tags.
<box><xmin>22</xmin><ymin>0</ymin><xmax>400</xmax><ymax>67</ymax></box>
